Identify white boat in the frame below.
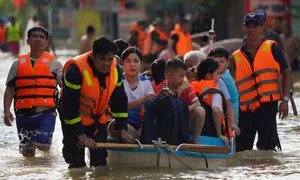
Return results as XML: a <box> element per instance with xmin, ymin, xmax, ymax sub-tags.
<box><xmin>107</xmin><ymin>135</ymin><xmax>236</xmax><ymax>169</ymax></box>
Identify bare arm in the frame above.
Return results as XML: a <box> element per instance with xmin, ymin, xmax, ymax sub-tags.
<box><xmin>282</xmin><ymin>68</ymin><xmax>291</xmax><ymax>98</ymax></box>
<box><xmin>79</xmin><ymin>39</ymin><xmax>88</xmax><ymax>55</ymax></box>
<box><xmin>189</xmin><ymin>100</ymin><xmax>200</xmax><ymax>111</ymax></box>
<box><xmin>4</xmin><ymin>86</ymin><xmax>14</xmax><ymax>114</ymax></box>
<box><xmin>128</xmin><ymin>97</ymin><xmax>146</xmax><ymax>110</ymax></box>
<box><xmin>168</xmin><ymin>39</ymin><xmax>176</xmax><ymax>56</ymax></box>
<box><xmin>226</xmin><ymin>99</ymin><xmax>236</xmax><ymax>126</ymax></box>
<box><xmin>212</xmin><ymin>106</ymin><xmax>223</xmax><ymax>137</ymax></box>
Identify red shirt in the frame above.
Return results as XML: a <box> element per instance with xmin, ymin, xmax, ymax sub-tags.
<box><xmin>157</xmin><ymin>80</ymin><xmax>198</xmax><ymax>106</ymax></box>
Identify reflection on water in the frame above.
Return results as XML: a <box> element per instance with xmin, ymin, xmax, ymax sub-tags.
<box><xmin>1</xmin><ymin>54</ymin><xmax>300</xmax><ymax>180</ymax></box>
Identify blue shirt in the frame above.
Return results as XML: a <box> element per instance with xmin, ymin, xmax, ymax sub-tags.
<box><xmin>221</xmin><ymin>70</ymin><xmax>239</xmax><ymax>123</ymax></box>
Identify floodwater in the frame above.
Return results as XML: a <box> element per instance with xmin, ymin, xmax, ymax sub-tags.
<box><xmin>1</xmin><ymin>52</ymin><xmax>300</xmax><ymax>180</ymax></box>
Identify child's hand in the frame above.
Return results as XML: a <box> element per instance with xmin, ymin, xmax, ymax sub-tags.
<box><xmin>144</xmin><ymin>93</ymin><xmax>156</xmax><ymax>101</ymax></box>
<box><xmin>177</xmin><ymin>81</ymin><xmax>191</xmax><ymax>95</ymax></box>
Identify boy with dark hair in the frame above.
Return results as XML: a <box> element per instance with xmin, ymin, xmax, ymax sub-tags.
<box><xmin>208</xmin><ymin>46</ymin><xmax>240</xmax><ymax>125</ymax></box>
<box><xmin>157</xmin><ymin>57</ymin><xmax>206</xmax><ymax>144</ymax></box>
<box><xmin>60</xmin><ymin>36</ymin><xmax>131</xmax><ymax>168</ymax></box>
<box><xmin>79</xmin><ymin>25</ymin><xmax>96</xmax><ymax>54</ymax></box>
<box><xmin>4</xmin><ymin>26</ymin><xmax>62</xmax><ymax>157</ymax></box>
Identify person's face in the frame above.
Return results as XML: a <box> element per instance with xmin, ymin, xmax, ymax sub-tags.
<box><xmin>182</xmin><ymin>23</ymin><xmax>190</xmax><ymax>33</ymax></box>
<box><xmin>243</xmin><ymin>21</ymin><xmax>264</xmax><ymax>41</ymax></box>
<box><xmin>214</xmin><ymin>56</ymin><xmax>228</xmax><ymax>73</ymax></box>
<box><xmin>205</xmin><ymin>69</ymin><xmax>220</xmax><ymax>83</ymax></box>
<box><xmin>26</xmin><ymin>31</ymin><xmax>48</xmax><ymax>51</ymax></box>
<box><xmin>185</xmin><ymin>58</ymin><xmax>200</xmax><ymax>82</ymax></box>
<box><xmin>92</xmin><ymin>52</ymin><xmax>115</xmax><ymax>73</ymax></box>
<box><xmin>123</xmin><ymin>53</ymin><xmax>142</xmax><ymax>76</ymax></box>
<box><xmin>166</xmin><ymin>68</ymin><xmax>186</xmax><ymax>88</ymax></box>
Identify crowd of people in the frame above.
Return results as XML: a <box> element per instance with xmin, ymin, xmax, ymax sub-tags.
<box><xmin>2</xmin><ymin>9</ymin><xmax>295</xmax><ymax>169</ymax></box>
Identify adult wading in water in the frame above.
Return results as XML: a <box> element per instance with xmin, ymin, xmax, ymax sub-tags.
<box><xmin>4</xmin><ymin>26</ymin><xmax>62</xmax><ymax>157</ymax></box>
<box><xmin>233</xmin><ymin>13</ymin><xmax>291</xmax><ymax>151</ymax></box>
<box><xmin>59</xmin><ymin>37</ymin><xmax>132</xmax><ymax>168</ymax></box>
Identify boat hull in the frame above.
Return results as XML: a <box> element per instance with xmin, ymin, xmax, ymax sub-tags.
<box><xmin>107</xmin><ymin>136</ymin><xmax>236</xmax><ymax>169</ymax></box>
<box><xmin>108</xmin><ymin>150</ymin><xmax>230</xmax><ymax>169</ymax></box>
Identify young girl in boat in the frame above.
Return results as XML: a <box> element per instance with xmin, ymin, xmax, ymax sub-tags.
<box><xmin>191</xmin><ymin>58</ymin><xmax>230</xmax><ymax>146</ymax></box>
<box><xmin>109</xmin><ymin>46</ymin><xmax>155</xmax><ymax>141</ymax></box>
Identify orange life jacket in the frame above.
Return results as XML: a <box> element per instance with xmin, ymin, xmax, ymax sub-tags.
<box><xmin>143</xmin><ymin>26</ymin><xmax>168</xmax><ymax>56</ymax></box>
<box><xmin>15</xmin><ymin>52</ymin><xmax>57</xmax><ymax>110</ymax></box>
<box><xmin>232</xmin><ymin>40</ymin><xmax>282</xmax><ymax>112</ymax></box>
<box><xmin>0</xmin><ymin>25</ymin><xmax>6</xmax><ymax>44</ymax></box>
<box><xmin>128</xmin><ymin>23</ymin><xmax>146</xmax><ymax>51</ymax></box>
<box><xmin>63</xmin><ymin>51</ymin><xmax>118</xmax><ymax>126</ymax></box>
<box><xmin>191</xmin><ymin>80</ymin><xmax>232</xmax><ymax>138</ymax></box>
<box><xmin>170</xmin><ymin>23</ymin><xmax>192</xmax><ymax>56</ymax></box>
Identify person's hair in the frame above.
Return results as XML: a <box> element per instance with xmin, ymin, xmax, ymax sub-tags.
<box><xmin>27</xmin><ymin>26</ymin><xmax>49</xmax><ymax>39</ymax></box>
<box><xmin>92</xmin><ymin>37</ymin><xmax>118</xmax><ymax>56</ymax></box>
<box><xmin>114</xmin><ymin>39</ymin><xmax>130</xmax><ymax>58</ymax></box>
<box><xmin>195</xmin><ymin>58</ymin><xmax>220</xmax><ymax>80</ymax></box>
<box><xmin>151</xmin><ymin>59</ymin><xmax>166</xmax><ymax>85</ymax></box>
<box><xmin>180</xmin><ymin>19</ymin><xmax>190</xmax><ymax>26</ymax></box>
<box><xmin>166</xmin><ymin>57</ymin><xmax>187</xmax><ymax>72</ymax></box>
<box><xmin>137</xmin><ymin>20</ymin><xmax>147</xmax><ymax>27</ymax></box>
<box><xmin>87</xmin><ymin>25</ymin><xmax>95</xmax><ymax>35</ymax></box>
<box><xmin>183</xmin><ymin>50</ymin><xmax>207</xmax><ymax>64</ymax></box>
<box><xmin>121</xmin><ymin>46</ymin><xmax>143</xmax><ymax>62</ymax></box>
<box><xmin>208</xmin><ymin>46</ymin><xmax>229</xmax><ymax>61</ymax></box>
<box><xmin>0</xmin><ymin>19</ymin><xmax>4</xmax><ymax>24</ymax></box>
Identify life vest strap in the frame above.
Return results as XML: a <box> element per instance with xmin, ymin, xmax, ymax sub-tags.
<box><xmin>236</xmin><ymin>68</ymin><xmax>279</xmax><ymax>86</ymax></box>
<box><xmin>80</xmin><ymin>94</ymin><xmax>95</xmax><ymax>104</ymax></box>
<box><xmin>17</xmin><ymin>95</ymin><xmax>57</xmax><ymax>99</ymax></box>
<box><xmin>239</xmin><ymin>79</ymin><xmax>279</xmax><ymax>96</ymax></box>
<box><xmin>79</xmin><ymin>109</ymin><xmax>103</xmax><ymax>120</ymax></box>
<box><xmin>80</xmin><ymin>102</ymin><xmax>93</xmax><ymax>111</ymax></box>
<box><xmin>240</xmin><ymin>90</ymin><xmax>282</xmax><ymax>106</ymax></box>
<box><xmin>15</xmin><ymin>85</ymin><xmax>57</xmax><ymax>91</ymax></box>
<box><xmin>15</xmin><ymin>75</ymin><xmax>55</xmax><ymax>80</ymax></box>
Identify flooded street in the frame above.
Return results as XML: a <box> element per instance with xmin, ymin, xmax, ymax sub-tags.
<box><xmin>1</xmin><ymin>54</ymin><xmax>300</xmax><ymax>180</ymax></box>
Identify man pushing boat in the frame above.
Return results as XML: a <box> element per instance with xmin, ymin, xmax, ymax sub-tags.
<box><xmin>59</xmin><ymin>37</ymin><xmax>132</xmax><ymax>168</ymax></box>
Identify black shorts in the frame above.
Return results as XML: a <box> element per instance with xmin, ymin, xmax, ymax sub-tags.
<box><xmin>236</xmin><ymin>102</ymin><xmax>281</xmax><ymax>152</ymax></box>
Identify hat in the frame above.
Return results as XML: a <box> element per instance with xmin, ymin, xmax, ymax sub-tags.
<box><xmin>256</xmin><ymin>9</ymin><xmax>267</xmax><ymax>21</ymax></box>
<box><xmin>243</xmin><ymin>13</ymin><xmax>263</xmax><ymax>26</ymax></box>
<box><xmin>153</xmin><ymin>17</ymin><xmax>164</xmax><ymax>26</ymax></box>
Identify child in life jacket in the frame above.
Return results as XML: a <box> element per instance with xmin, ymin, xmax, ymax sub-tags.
<box><xmin>208</xmin><ymin>47</ymin><xmax>240</xmax><ymax>125</ymax></box>
<box><xmin>191</xmin><ymin>58</ymin><xmax>230</xmax><ymax>146</ymax></box>
<box><xmin>108</xmin><ymin>47</ymin><xmax>155</xmax><ymax>140</ymax></box>
<box><xmin>157</xmin><ymin>57</ymin><xmax>206</xmax><ymax>144</ymax></box>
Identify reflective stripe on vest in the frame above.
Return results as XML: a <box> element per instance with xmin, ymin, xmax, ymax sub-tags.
<box><xmin>233</xmin><ymin>40</ymin><xmax>282</xmax><ymax>112</ymax></box>
<box><xmin>62</xmin><ymin>51</ymin><xmax>119</xmax><ymax>126</ymax></box>
<box><xmin>15</xmin><ymin>52</ymin><xmax>57</xmax><ymax>109</ymax></box>
<box><xmin>6</xmin><ymin>24</ymin><xmax>21</xmax><ymax>42</ymax></box>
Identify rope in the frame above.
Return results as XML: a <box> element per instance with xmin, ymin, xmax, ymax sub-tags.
<box><xmin>199</xmin><ymin>152</ymin><xmax>209</xmax><ymax>168</ymax></box>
